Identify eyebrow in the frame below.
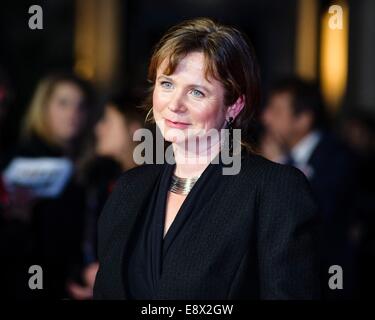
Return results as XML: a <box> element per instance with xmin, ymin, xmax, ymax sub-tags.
<box><xmin>157</xmin><ymin>75</ymin><xmax>211</xmax><ymax>93</ymax></box>
<box><xmin>157</xmin><ymin>75</ymin><xmax>174</xmax><ymax>83</ymax></box>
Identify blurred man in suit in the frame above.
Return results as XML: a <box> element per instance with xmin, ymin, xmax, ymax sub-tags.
<box><xmin>261</xmin><ymin>78</ymin><xmax>359</xmax><ymax>299</ymax></box>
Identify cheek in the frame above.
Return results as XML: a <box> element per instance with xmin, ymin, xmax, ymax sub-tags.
<box><xmin>98</xmin><ymin>125</ymin><xmax>124</xmax><ymax>153</ymax></box>
<box><xmin>152</xmin><ymin>88</ymin><xmax>167</xmax><ymax>115</ymax></box>
<box><xmin>282</xmin><ymin>113</ymin><xmax>294</xmax><ymax>129</ymax></box>
<box><xmin>268</xmin><ymin>110</ymin><xmax>285</xmax><ymax>130</ymax></box>
<box><xmin>190</xmin><ymin>101</ymin><xmax>224</xmax><ymax>129</ymax></box>
<box><xmin>262</xmin><ymin>109</ymin><xmax>273</xmax><ymax>126</ymax></box>
<box><xmin>96</xmin><ymin>122</ymin><xmax>110</xmax><ymax>141</ymax></box>
<box><xmin>47</xmin><ymin>104</ymin><xmax>64</xmax><ymax>132</ymax></box>
<box><xmin>47</xmin><ymin>103</ymin><xmax>59</xmax><ymax>122</ymax></box>
<box><xmin>49</xmin><ymin>103</ymin><xmax>72</xmax><ymax>127</ymax></box>
<box><xmin>107</xmin><ymin>120</ymin><xmax>122</xmax><ymax>140</ymax></box>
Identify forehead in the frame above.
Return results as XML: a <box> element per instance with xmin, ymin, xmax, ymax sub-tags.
<box><xmin>106</xmin><ymin>103</ymin><xmax>119</xmax><ymax>113</ymax></box>
<box><xmin>157</xmin><ymin>52</ymin><xmax>219</xmax><ymax>85</ymax></box>
<box><xmin>52</xmin><ymin>81</ymin><xmax>82</xmax><ymax>96</ymax></box>
<box><xmin>270</xmin><ymin>91</ymin><xmax>293</xmax><ymax>108</ymax></box>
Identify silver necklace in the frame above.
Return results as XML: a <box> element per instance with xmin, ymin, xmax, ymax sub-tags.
<box><xmin>169</xmin><ymin>174</ymin><xmax>200</xmax><ymax>195</ymax></box>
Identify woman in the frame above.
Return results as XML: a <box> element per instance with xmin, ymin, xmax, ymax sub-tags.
<box><xmin>94</xmin><ymin>18</ymin><xmax>320</xmax><ymax>300</ymax></box>
<box><xmin>67</xmin><ymin>94</ymin><xmax>144</xmax><ymax>300</ymax></box>
<box><xmin>3</xmin><ymin>73</ymin><xmax>91</xmax><ymax>299</ymax></box>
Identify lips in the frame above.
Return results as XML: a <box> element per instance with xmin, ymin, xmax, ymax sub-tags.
<box><xmin>166</xmin><ymin>118</ymin><xmax>190</xmax><ymax>125</ymax></box>
<box><xmin>165</xmin><ymin>118</ymin><xmax>191</xmax><ymax>129</ymax></box>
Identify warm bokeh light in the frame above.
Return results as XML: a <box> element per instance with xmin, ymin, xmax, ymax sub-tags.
<box><xmin>74</xmin><ymin>0</ymin><xmax>96</xmax><ymax>81</ymax></box>
<box><xmin>295</xmin><ymin>0</ymin><xmax>318</xmax><ymax>81</ymax></box>
<box><xmin>320</xmin><ymin>1</ymin><xmax>349</xmax><ymax>113</ymax></box>
<box><xmin>74</xmin><ymin>0</ymin><xmax>121</xmax><ymax>88</ymax></box>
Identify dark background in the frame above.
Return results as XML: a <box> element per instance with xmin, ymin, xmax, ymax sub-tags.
<box><xmin>2</xmin><ymin>0</ymin><xmax>374</xmax><ymax>147</ymax></box>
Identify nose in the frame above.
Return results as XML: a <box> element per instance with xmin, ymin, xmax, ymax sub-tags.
<box><xmin>167</xmin><ymin>91</ymin><xmax>187</xmax><ymax>113</ymax></box>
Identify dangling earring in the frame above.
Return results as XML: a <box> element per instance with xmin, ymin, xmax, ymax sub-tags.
<box><xmin>145</xmin><ymin>107</ymin><xmax>154</xmax><ymax>124</ymax></box>
<box><xmin>227</xmin><ymin>116</ymin><xmax>234</xmax><ymax>156</ymax></box>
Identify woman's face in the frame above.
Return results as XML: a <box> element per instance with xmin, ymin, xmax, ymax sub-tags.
<box><xmin>152</xmin><ymin>51</ymin><xmax>228</xmax><ymax>145</ymax></box>
<box><xmin>46</xmin><ymin>82</ymin><xmax>87</xmax><ymax>143</ymax></box>
<box><xmin>95</xmin><ymin>104</ymin><xmax>132</xmax><ymax>159</ymax></box>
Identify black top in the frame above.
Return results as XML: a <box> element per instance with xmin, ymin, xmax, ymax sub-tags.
<box><xmin>125</xmin><ymin>153</ymin><xmax>225</xmax><ymax>299</ymax></box>
<box><xmin>94</xmin><ymin>152</ymin><xmax>320</xmax><ymax>299</ymax></box>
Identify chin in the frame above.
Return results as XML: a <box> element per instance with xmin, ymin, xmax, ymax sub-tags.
<box><xmin>163</xmin><ymin>128</ymin><xmax>188</xmax><ymax>144</ymax></box>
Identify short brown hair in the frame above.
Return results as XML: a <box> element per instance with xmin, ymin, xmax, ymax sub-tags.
<box><xmin>144</xmin><ymin>17</ymin><xmax>261</xmax><ymax>150</ymax></box>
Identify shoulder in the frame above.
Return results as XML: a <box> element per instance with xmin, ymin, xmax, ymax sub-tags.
<box><xmin>239</xmin><ymin>152</ymin><xmax>310</xmax><ymax>189</ymax></box>
<box><xmin>117</xmin><ymin>163</ymin><xmax>163</xmax><ymax>188</ymax></box>
<box><xmin>238</xmin><ymin>153</ymin><xmax>316</xmax><ymax>212</ymax></box>
<box><xmin>102</xmin><ymin>163</ymin><xmax>163</xmax><ymax>205</ymax></box>
<box><xmin>222</xmin><ymin>153</ymin><xmax>315</xmax><ymax>218</ymax></box>
<box><xmin>245</xmin><ymin>155</ymin><xmax>318</xmax><ymax>225</ymax></box>
<box><xmin>123</xmin><ymin>162</ymin><xmax>164</xmax><ymax>179</ymax></box>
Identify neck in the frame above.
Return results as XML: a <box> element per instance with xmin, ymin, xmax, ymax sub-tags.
<box><xmin>54</xmin><ymin>138</ymin><xmax>72</xmax><ymax>154</ymax></box>
<box><xmin>172</xmin><ymin>137</ymin><xmax>223</xmax><ymax>178</ymax></box>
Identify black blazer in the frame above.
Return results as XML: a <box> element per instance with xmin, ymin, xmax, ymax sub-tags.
<box><xmin>93</xmin><ymin>153</ymin><xmax>320</xmax><ymax>299</ymax></box>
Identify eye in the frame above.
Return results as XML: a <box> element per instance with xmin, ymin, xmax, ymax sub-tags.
<box><xmin>58</xmin><ymin>97</ymin><xmax>70</xmax><ymax>107</ymax></box>
<box><xmin>190</xmin><ymin>89</ymin><xmax>204</xmax><ymax>98</ymax></box>
<box><xmin>160</xmin><ymin>81</ymin><xmax>173</xmax><ymax>89</ymax></box>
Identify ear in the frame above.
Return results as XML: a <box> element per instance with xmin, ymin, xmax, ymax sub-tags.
<box><xmin>225</xmin><ymin>95</ymin><xmax>245</xmax><ymax>120</ymax></box>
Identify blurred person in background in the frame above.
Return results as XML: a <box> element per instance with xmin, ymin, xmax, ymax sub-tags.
<box><xmin>0</xmin><ymin>73</ymin><xmax>93</xmax><ymax>299</ymax></box>
<box><xmin>67</xmin><ymin>93</ymin><xmax>144</xmax><ymax>300</ymax></box>
<box><xmin>18</xmin><ymin>73</ymin><xmax>91</xmax><ymax>159</ymax></box>
<box><xmin>260</xmin><ymin>77</ymin><xmax>359</xmax><ymax>299</ymax></box>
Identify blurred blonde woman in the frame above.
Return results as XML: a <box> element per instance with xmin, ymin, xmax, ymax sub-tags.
<box><xmin>21</xmin><ymin>73</ymin><xmax>91</xmax><ymax>158</ymax></box>
<box><xmin>5</xmin><ymin>73</ymin><xmax>93</xmax><ymax>299</ymax></box>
